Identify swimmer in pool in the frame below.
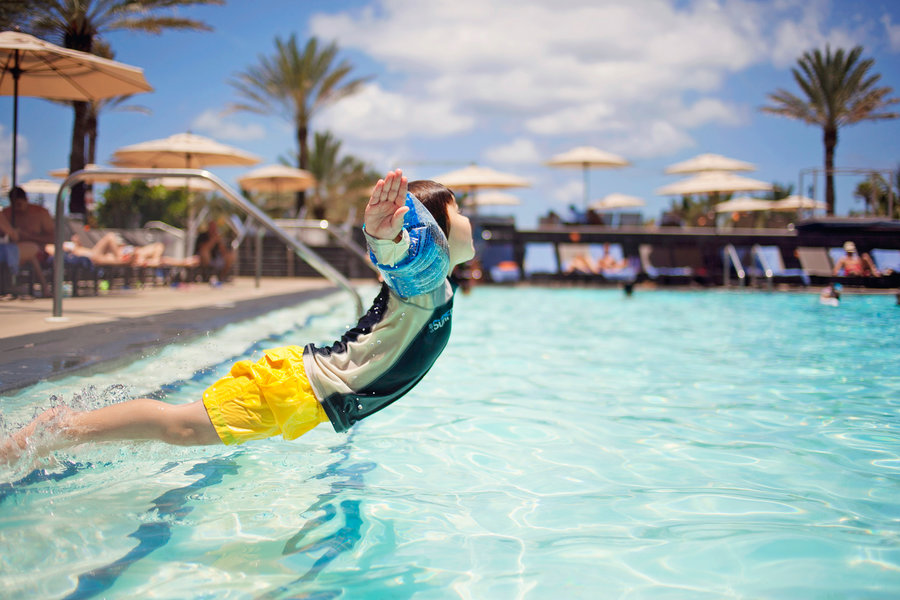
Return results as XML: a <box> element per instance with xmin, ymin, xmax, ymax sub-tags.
<box><xmin>1</xmin><ymin>169</ymin><xmax>475</xmax><ymax>464</ymax></box>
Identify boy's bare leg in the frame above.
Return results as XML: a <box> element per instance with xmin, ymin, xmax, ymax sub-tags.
<box><xmin>1</xmin><ymin>399</ymin><xmax>221</xmax><ymax>465</ymax></box>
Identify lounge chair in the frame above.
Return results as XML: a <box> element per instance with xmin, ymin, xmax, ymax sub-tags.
<box><xmin>749</xmin><ymin>245</ymin><xmax>809</xmax><ymax>287</ymax></box>
<box><xmin>522</xmin><ymin>243</ymin><xmax>559</xmax><ymax>281</ymax></box>
<box><xmin>639</xmin><ymin>244</ymin><xmax>702</xmax><ymax>284</ymax></box>
<box><xmin>481</xmin><ymin>243</ymin><xmax>520</xmax><ymax>283</ymax></box>
<box><xmin>871</xmin><ymin>249</ymin><xmax>900</xmax><ymax>275</ymax></box>
<box><xmin>795</xmin><ymin>246</ymin><xmax>835</xmax><ymax>285</ymax></box>
<box><xmin>558</xmin><ymin>243</ymin><xmax>601</xmax><ymax>276</ymax></box>
<box><xmin>597</xmin><ymin>243</ymin><xmax>639</xmax><ymax>282</ymax></box>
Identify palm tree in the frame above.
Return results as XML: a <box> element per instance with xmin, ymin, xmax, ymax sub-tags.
<box><xmin>0</xmin><ymin>0</ymin><xmax>39</xmax><ymax>29</ymax></box>
<box><xmin>230</xmin><ymin>35</ymin><xmax>370</xmax><ymax>213</ymax></box>
<box><xmin>761</xmin><ymin>45</ymin><xmax>899</xmax><ymax>215</ymax></box>
<box><xmin>281</xmin><ymin>131</ymin><xmax>379</xmax><ymax>223</ymax></box>
<box><xmin>15</xmin><ymin>0</ymin><xmax>223</xmax><ymax>214</ymax></box>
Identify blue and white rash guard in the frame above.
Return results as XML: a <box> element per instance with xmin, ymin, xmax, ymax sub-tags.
<box><xmin>302</xmin><ymin>193</ymin><xmax>455</xmax><ymax>433</ymax></box>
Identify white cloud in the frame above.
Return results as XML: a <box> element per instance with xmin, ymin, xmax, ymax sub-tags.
<box><xmin>318</xmin><ymin>83</ymin><xmax>474</xmax><ymax>140</ymax></box>
<box><xmin>191</xmin><ymin>109</ymin><xmax>266</xmax><ymax>141</ymax></box>
<box><xmin>551</xmin><ymin>179</ymin><xmax>585</xmax><ymax>208</ymax></box>
<box><xmin>526</xmin><ymin>103</ymin><xmax>617</xmax><ymax>135</ymax></box>
<box><xmin>883</xmin><ymin>14</ymin><xmax>900</xmax><ymax>51</ymax></box>
<box><xmin>483</xmin><ymin>137</ymin><xmax>541</xmax><ymax>164</ymax></box>
<box><xmin>309</xmin><ymin>0</ymin><xmax>868</xmax><ymax>152</ymax></box>
<box><xmin>672</xmin><ymin>98</ymin><xmax>745</xmax><ymax>128</ymax></box>
<box><xmin>0</xmin><ymin>125</ymin><xmax>30</xmax><ymax>184</ymax></box>
<box><xmin>610</xmin><ymin>120</ymin><xmax>696</xmax><ymax>159</ymax></box>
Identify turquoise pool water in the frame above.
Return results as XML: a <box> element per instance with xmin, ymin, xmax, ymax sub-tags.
<box><xmin>1</xmin><ymin>287</ymin><xmax>899</xmax><ymax>599</ymax></box>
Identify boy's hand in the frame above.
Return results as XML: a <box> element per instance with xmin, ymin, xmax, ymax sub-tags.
<box><xmin>365</xmin><ymin>169</ymin><xmax>409</xmax><ymax>242</ymax></box>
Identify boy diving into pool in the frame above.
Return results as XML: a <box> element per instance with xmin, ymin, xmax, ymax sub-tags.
<box><xmin>1</xmin><ymin>169</ymin><xmax>475</xmax><ymax>464</ymax></box>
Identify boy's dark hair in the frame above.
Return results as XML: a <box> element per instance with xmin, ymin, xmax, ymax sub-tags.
<box><xmin>408</xmin><ymin>180</ymin><xmax>454</xmax><ymax>238</ymax></box>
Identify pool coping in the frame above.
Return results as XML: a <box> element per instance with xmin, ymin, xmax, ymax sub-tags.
<box><xmin>0</xmin><ymin>283</ymin><xmax>342</xmax><ymax>394</ymax></box>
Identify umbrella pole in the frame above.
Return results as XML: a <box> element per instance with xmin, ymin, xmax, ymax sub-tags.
<box><xmin>11</xmin><ymin>49</ymin><xmax>20</xmax><ymax>226</ymax></box>
<box><xmin>582</xmin><ymin>163</ymin><xmax>589</xmax><ymax>211</ymax></box>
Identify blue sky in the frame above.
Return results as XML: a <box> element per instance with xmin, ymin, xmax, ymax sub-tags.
<box><xmin>3</xmin><ymin>0</ymin><xmax>900</xmax><ymax>226</ymax></box>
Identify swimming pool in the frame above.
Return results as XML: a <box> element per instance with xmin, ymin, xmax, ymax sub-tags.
<box><xmin>1</xmin><ymin>287</ymin><xmax>899</xmax><ymax>598</ymax></box>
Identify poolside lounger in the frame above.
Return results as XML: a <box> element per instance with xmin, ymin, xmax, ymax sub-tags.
<box><xmin>522</xmin><ymin>243</ymin><xmax>559</xmax><ymax>281</ymax></box>
<box><xmin>749</xmin><ymin>245</ymin><xmax>809</xmax><ymax>287</ymax></box>
<box><xmin>796</xmin><ymin>247</ymin><xmax>834</xmax><ymax>279</ymax></box>
<box><xmin>871</xmin><ymin>249</ymin><xmax>900</xmax><ymax>275</ymax></box>
<box><xmin>482</xmin><ymin>243</ymin><xmax>520</xmax><ymax>283</ymax></box>
<box><xmin>639</xmin><ymin>244</ymin><xmax>700</xmax><ymax>284</ymax></box>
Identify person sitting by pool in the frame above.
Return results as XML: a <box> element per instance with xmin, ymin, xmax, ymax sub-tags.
<box><xmin>564</xmin><ymin>249</ymin><xmax>598</xmax><ymax>274</ymax></box>
<box><xmin>833</xmin><ymin>241</ymin><xmax>879</xmax><ymax>277</ymax></box>
<box><xmin>1</xmin><ymin>187</ymin><xmax>55</xmax><ymax>297</ymax></box>
<box><xmin>1</xmin><ymin>168</ymin><xmax>475</xmax><ymax>463</ymax></box>
<box><xmin>47</xmin><ymin>232</ymin><xmax>167</xmax><ymax>267</ymax></box>
<box><xmin>596</xmin><ymin>242</ymin><xmax>627</xmax><ymax>273</ymax></box>
<box><xmin>195</xmin><ymin>220</ymin><xmax>235</xmax><ymax>282</ymax></box>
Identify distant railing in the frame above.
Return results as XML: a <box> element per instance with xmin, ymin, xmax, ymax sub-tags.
<box><xmin>51</xmin><ymin>168</ymin><xmax>365</xmax><ymax>320</ymax></box>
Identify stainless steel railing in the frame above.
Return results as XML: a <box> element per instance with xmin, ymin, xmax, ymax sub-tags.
<box><xmin>51</xmin><ymin>168</ymin><xmax>365</xmax><ymax>319</ymax></box>
<box><xmin>273</xmin><ymin>218</ymin><xmax>379</xmax><ymax>275</ymax></box>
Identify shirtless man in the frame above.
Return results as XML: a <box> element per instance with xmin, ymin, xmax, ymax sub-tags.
<box><xmin>0</xmin><ymin>187</ymin><xmax>54</xmax><ymax>296</ymax></box>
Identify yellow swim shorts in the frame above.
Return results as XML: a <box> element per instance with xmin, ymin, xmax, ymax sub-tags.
<box><xmin>202</xmin><ymin>346</ymin><xmax>329</xmax><ymax>445</ymax></box>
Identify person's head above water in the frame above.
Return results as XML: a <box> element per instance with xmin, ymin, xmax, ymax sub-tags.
<box><xmin>408</xmin><ymin>179</ymin><xmax>475</xmax><ymax>267</ymax></box>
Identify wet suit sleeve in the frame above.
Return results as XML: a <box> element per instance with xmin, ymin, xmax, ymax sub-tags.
<box><xmin>363</xmin><ymin>192</ymin><xmax>450</xmax><ymax>298</ymax></box>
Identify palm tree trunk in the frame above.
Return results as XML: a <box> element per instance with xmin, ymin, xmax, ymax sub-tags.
<box><xmin>65</xmin><ymin>28</ymin><xmax>93</xmax><ymax>216</ymax></box>
<box><xmin>823</xmin><ymin>125</ymin><xmax>837</xmax><ymax>216</ymax></box>
<box><xmin>68</xmin><ymin>101</ymin><xmax>88</xmax><ymax>215</ymax></box>
<box><xmin>294</xmin><ymin>124</ymin><xmax>309</xmax><ymax>215</ymax></box>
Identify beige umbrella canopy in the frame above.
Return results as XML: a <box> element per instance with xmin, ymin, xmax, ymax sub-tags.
<box><xmin>546</xmin><ymin>146</ymin><xmax>629</xmax><ymax>208</ymax></box>
<box><xmin>49</xmin><ymin>163</ymin><xmax>134</xmax><ymax>183</ymax></box>
<box><xmin>432</xmin><ymin>165</ymin><xmax>530</xmax><ymax>192</ymax></box>
<box><xmin>0</xmin><ymin>30</ymin><xmax>152</xmax><ymax>192</ymax></box>
<box><xmin>656</xmin><ymin>171</ymin><xmax>773</xmax><ymax>196</ymax></box>
<box><xmin>770</xmin><ymin>195</ymin><xmax>826</xmax><ymax>211</ymax></box>
<box><xmin>714</xmin><ymin>196</ymin><xmax>775</xmax><ymax>212</ymax></box>
<box><xmin>665</xmin><ymin>153</ymin><xmax>756</xmax><ymax>175</ymax></box>
<box><xmin>589</xmin><ymin>193</ymin><xmax>645</xmax><ymax>212</ymax></box>
<box><xmin>112</xmin><ymin>132</ymin><xmax>260</xmax><ymax>169</ymax></box>
<box><xmin>237</xmin><ymin>164</ymin><xmax>316</xmax><ymax>193</ymax></box>
<box><xmin>19</xmin><ymin>178</ymin><xmax>60</xmax><ymax>195</ymax></box>
<box><xmin>467</xmin><ymin>190</ymin><xmax>521</xmax><ymax>207</ymax></box>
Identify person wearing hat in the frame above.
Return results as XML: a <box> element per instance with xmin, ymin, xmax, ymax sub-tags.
<box><xmin>833</xmin><ymin>241</ymin><xmax>879</xmax><ymax>277</ymax></box>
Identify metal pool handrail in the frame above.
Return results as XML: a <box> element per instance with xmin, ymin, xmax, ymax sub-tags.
<box><xmin>273</xmin><ymin>218</ymin><xmax>379</xmax><ymax>275</ymax></box>
<box><xmin>51</xmin><ymin>167</ymin><xmax>365</xmax><ymax>320</ymax></box>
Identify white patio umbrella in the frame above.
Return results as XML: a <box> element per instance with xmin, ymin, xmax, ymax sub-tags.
<box><xmin>546</xmin><ymin>146</ymin><xmax>629</xmax><ymax>209</ymax></box>
<box><xmin>665</xmin><ymin>153</ymin><xmax>756</xmax><ymax>174</ymax></box>
<box><xmin>769</xmin><ymin>195</ymin><xmax>827</xmax><ymax>211</ymax></box>
<box><xmin>49</xmin><ymin>163</ymin><xmax>133</xmax><ymax>183</ymax></box>
<box><xmin>656</xmin><ymin>171</ymin><xmax>773</xmax><ymax>196</ymax></box>
<box><xmin>112</xmin><ymin>133</ymin><xmax>259</xmax><ymax>256</ymax></box>
<box><xmin>466</xmin><ymin>191</ymin><xmax>520</xmax><ymax>207</ymax></box>
<box><xmin>0</xmin><ymin>30</ymin><xmax>152</xmax><ymax>221</ymax></box>
<box><xmin>433</xmin><ymin>165</ymin><xmax>530</xmax><ymax>192</ymax></box>
<box><xmin>714</xmin><ymin>196</ymin><xmax>775</xmax><ymax>212</ymax></box>
<box><xmin>588</xmin><ymin>193</ymin><xmax>645</xmax><ymax>211</ymax></box>
<box><xmin>111</xmin><ymin>132</ymin><xmax>260</xmax><ymax>169</ymax></box>
<box><xmin>19</xmin><ymin>178</ymin><xmax>60</xmax><ymax>196</ymax></box>
<box><xmin>237</xmin><ymin>164</ymin><xmax>316</xmax><ymax>193</ymax></box>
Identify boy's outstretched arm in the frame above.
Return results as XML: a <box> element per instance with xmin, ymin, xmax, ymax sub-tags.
<box><xmin>365</xmin><ymin>169</ymin><xmax>409</xmax><ymax>242</ymax></box>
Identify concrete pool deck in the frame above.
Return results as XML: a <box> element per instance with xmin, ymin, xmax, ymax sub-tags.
<box><xmin>0</xmin><ymin>277</ymin><xmax>369</xmax><ymax>394</ymax></box>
